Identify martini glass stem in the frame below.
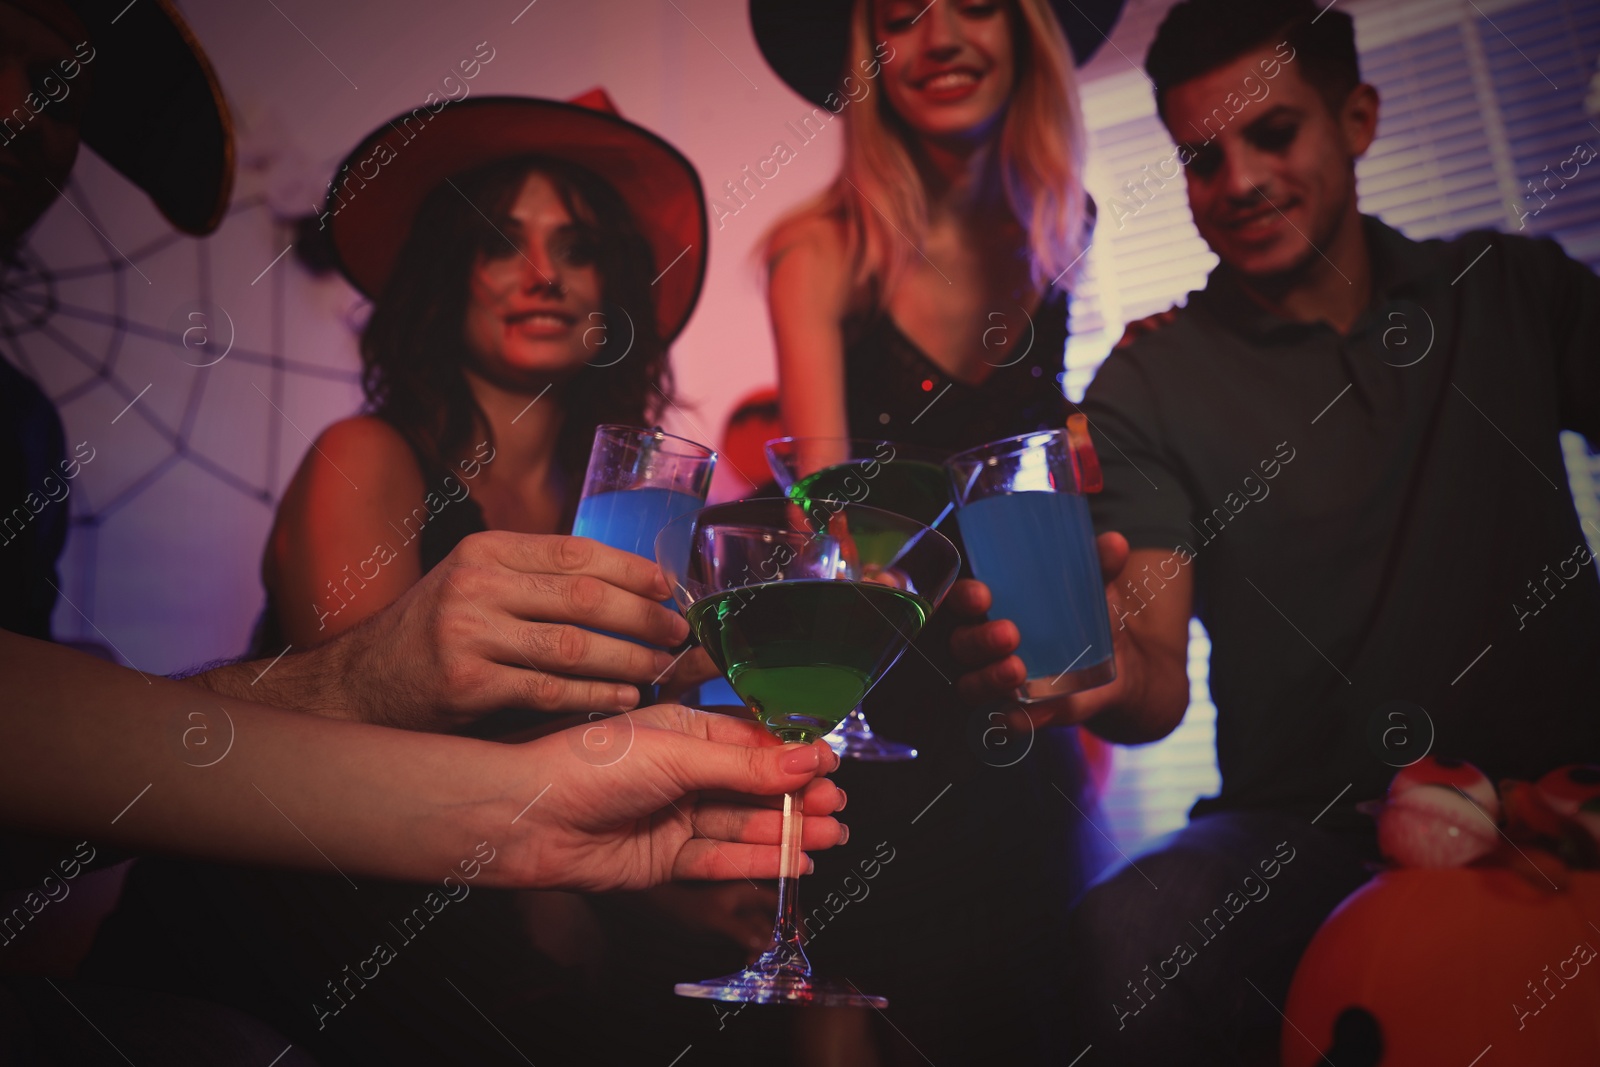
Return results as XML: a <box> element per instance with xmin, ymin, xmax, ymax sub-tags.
<box><xmin>757</xmin><ymin>789</ymin><xmax>811</xmax><ymax>976</ymax></box>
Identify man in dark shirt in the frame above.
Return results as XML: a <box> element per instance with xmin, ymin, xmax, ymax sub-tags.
<box><xmin>951</xmin><ymin>0</ymin><xmax>1599</xmax><ymax>1061</ymax></box>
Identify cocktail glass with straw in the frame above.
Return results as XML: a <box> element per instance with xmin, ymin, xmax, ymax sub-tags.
<box><xmin>763</xmin><ymin>437</ymin><xmax>958</xmax><ymax>761</ymax></box>
<box><xmin>656</xmin><ymin>498</ymin><xmax>960</xmax><ymax>1005</ymax></box>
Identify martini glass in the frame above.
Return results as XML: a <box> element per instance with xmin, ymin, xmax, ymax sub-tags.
<box><xmin>764</xmin><ymin>437</ymin><xmax>958</xmax><ymax>761</ymax></box>
<box><xmin>656</xmin><ymin>498</ymin><xmax>960</xmax><ymax>1006</ymax></box>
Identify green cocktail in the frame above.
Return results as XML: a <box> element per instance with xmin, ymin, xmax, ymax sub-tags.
<box><xmin>789</xmin><ymin>459</ymin><xmax>952</xmax><ymax>528</ymax></box>
<box><xmin>656</xmin><ymin>498</ymin><xmax>960</xmax><ymax>1008</ymax></box>
<box><xmin>687</xmin><ymin>580</ymin><xmax>933</xmax><ymax>741</ymax></box>
<box><xmin>766</xmin><ymin>438</ymin><xmax>958</xmax><ymax>762</ymax></box>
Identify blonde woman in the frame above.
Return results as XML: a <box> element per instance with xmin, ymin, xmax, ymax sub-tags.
<box><xmin>757</xmin><ymin>0</ymin><xmax>1114</xmax><ymax>447</ymax></box>
<box><xmin>748</xmin><ymin>2</ymin><xmax>1123</xmax><ymax>1062</ymax></box>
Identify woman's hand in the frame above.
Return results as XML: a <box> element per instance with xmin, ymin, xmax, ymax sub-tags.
<box><xmin>495</xmin><ymin>704</ymin><xmax>846</xmax><ymax>893</ymax></box>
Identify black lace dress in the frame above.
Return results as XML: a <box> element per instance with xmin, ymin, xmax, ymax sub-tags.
<box><xmin>843</xmin><ymin>290</ymin><xmax>1075</xmax><ymax>454</ymax></box>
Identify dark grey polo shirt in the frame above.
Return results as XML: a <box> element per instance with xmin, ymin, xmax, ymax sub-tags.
<box><xmin>1082</xmin><ymin>216</ymin><xmax>1600</xmax><ymax>831</ymax></box>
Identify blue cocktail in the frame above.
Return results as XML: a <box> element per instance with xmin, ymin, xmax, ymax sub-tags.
<box><xmin>574</xmin><ymin>425</ymin><xmax>717</xmax><ymax>563</ymax></box>
<box><xmin>573</xmin><ymin>486</ymin><xmax>705</xmax><ymax>559</ymax></box>
<box><xmin>946</xmin><ymin>422</ymin><xmax>1115</xmax><ymax>701</ymax></box>
<box><xmin>574</xmin><ymin>426</ymin><xmax>717</xmax><ymax>700</ymax></box>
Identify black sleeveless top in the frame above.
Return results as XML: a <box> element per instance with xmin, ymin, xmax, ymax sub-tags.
<box><xmin>843</xmin><ymin>290</ymin><xmax>1071</xmax><ymax>452</ymax></box>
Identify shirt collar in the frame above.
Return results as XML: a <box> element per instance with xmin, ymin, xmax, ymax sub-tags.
<box><xmin>1194</xmin><ymin>215</ymin><xmax>1438</xmax><ymax>341</ymax></box>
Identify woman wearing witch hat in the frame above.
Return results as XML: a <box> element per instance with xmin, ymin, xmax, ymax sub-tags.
<box><xmin>251</xmin><ymin>88</ymin><xmax>711</xmax><ymax>698</ymax></box>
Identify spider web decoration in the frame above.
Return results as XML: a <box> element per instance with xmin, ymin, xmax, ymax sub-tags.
<box><xmin>0</xmin><ymin>153</ymin><xmax>364</xmax><ymax>674</ymax></box>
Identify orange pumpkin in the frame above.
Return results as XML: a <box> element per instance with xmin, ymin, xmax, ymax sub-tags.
<box><xmin>1283</xmin><ymin>869</ymin><xmax>1600</xmax><ymax>1066</ymax></box>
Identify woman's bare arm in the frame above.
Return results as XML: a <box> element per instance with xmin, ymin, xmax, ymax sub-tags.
<box><xmin>767</xmin><ymin>216</ymin><xmax>856</xmax><ymax>442</ymax></box>
<box><xmin>0</xmin><ymin>630</ymin><xmax>844</xmax><ymax>890</ymax></box>
<box><xmin>264</xmin><ymin>415</ymin><xmax>428</xmax><ymax>647</ymax></box>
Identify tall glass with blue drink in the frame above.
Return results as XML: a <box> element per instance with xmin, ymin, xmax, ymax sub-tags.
<box><xmin>572</xmin><ymin>425</ymin><xmax>716</xmax><ymax>558</ymax></box>
<box><xmin>945</xmin><ymin>421</ymin><xmax>1115</xmax><ymax>701</ymax></box>
<box><xmin>572</xmin><ymin>425</ymin><xmax>717</xmax><ymax>701</ymax></box>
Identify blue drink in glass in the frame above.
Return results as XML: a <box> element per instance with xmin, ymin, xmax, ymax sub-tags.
<box><xmin>575</xmin><ymin>426</ymin><xmax>717</xmax><ymax>701</ymax></box>
<box><xmin>957</xmin><ymin>491</ymin><xmax>1112</xmax><ymax>692</ymax></box>
<box><xmin>946</xmin><ymin>425</ymin><xmax>1115</xmax><ymax>701</ymax></box>
<box><xmin>573</xmin><ymin>486</ymin><xmax>705</xmax><ymax>560</ymax></box>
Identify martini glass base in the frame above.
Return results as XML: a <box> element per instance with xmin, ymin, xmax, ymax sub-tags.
<box><xmin>824</xmin><ymin>708</ymin><xmax>918</xmax><ymax>762</ymax></box>
<box><xmin>675</xmin><ymin>971</ymin><xmax>887</xmax><ymax>1008</ymax></box>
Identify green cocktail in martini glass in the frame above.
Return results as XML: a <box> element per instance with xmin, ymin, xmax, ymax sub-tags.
<box><xmin>656</xmin><ymin>498</ymin><xmax>960</xmax><ymax>1006</ymax></box>
<box><xmin>765</xmin><ymin>437</ymin><xmax>960</xmax><ymax>761</ymax></box>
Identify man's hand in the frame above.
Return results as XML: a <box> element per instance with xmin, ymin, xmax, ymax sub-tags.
<box><xmin>1114</xmin><ymin>307</ymin><xmax>1180</xmax><ymax>350</ymax></box>
<box><xmin>655</xmin><ymin>646</ymin><xmax>722</xmax><ymax>705</ymax></box>
<box><xmin>948</xmin><ymin>532</ymin><xmax>1192</xmax><ymax>743</ymax></box>
<box><xmin>498</xmin><ymin>704</ymin><xmax>847</xmax><ymax>893</ymax></box>
<box><xmin>198</xmin><ymin>531</ymin><xmax>695</xmax><ymax>731</ymax></box>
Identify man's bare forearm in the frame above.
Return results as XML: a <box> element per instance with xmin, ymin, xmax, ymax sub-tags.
<box><xmin>186</xmin><ymin>639</ymin><xmax>359</xmax><ymax>723</ymax></box>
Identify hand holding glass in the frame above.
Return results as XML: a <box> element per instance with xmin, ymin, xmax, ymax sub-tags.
<box><xmin>656</xmin><ymin>498</ymin><xmax>960</xmax><ymax>1006</ymax></box>
<box><xmin>946</xmin><ymin>422</ymin><xmax>1115</xmax><ymax>702</ymax></box>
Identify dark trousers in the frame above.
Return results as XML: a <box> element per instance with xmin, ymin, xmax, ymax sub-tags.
<box><xmin>1062</xmin><ymin>812</ymin><xmax>1374</xmax><ymax>1066</ymax></box>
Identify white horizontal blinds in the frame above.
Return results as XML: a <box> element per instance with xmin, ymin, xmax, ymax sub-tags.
<box><xmin>1351</xmin><ymin>0</ymin><xmax>1600</xmax><ymax>264</ymax></box>
<box><xmin>1065</xmin><ymin>94</ymin><xmax>1217</xmax><ymax>406</ymax></box>
<box><xmin>1469</xmin><ymin>0</ymin><xmax>1600</xmax><ymax>558</ymax></box>
<box><xmin>1354</xmin><ymin>21</ymin><xmax>1510</xmax><ymax>236</ymax></box>
<box><xmin>1483</xmin><ymin>0</ymin><xmax>1600</xmax><ymax>264</ymax></box>
<box><xmin>1091</xmin><ymin>121</ymin><xmax>1216</xmax><ymax>321</ymax></box>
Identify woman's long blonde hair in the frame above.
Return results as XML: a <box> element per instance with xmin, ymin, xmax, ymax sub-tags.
<box><xmin>768</xmin><ymin>0</ymin><xmax>1089</xmax><ymax>304</ymax></box>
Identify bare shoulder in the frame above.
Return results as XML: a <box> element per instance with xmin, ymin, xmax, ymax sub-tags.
<box><xmin>314</xmin><ymin>415</ymin><xmax>413</xmax><ymax>464</ymax></box>
<box><xmin>305</xmin><ymin>416</ymin><xmax>422</xmax><ymax>490</ymax></box>
<box><xmin>768</xmin><ymin>212</ymin><xmax>849</xmax><ymax>264</ymax></box>
<box><xmin>767</xmin><ymin>213</ymin><xmax>852</xmax><ymax>316</ymax></box>
<box><xmin>277</xmin><ymin>415</ymin><xmax>426</xmax><ymax>528</ymax></box>
<box><xmin>265</xmin><ymin>416</ymin><xmax>426</xmax><ymax>603</ymax></box>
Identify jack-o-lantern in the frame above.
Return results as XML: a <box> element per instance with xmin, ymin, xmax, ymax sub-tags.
<box><xmin>1283</xmin><ymin>868</ymin><xmax>1600</xmax><ymax>1066</ymax></box>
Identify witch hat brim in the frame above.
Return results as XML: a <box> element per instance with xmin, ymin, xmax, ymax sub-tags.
<box><xmin>750</xmin><ymin>0</ymin><xmax>1127</xmax><ymax>108</ymax></box>
<box><xmin>64</xmin><ymin>0</ymin><xmax>235</xmax><ymax>235</ymax></box>
<box><xmin>324</xmin><ymin>93</ymin><xmax>708</xmax><ymax>345</ymax></box>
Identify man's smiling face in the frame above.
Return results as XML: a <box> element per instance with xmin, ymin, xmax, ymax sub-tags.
<box><xmin>1164</xmin><ymin>44</ymin><xmax>1372</xmax><ymax>281</ymax></box>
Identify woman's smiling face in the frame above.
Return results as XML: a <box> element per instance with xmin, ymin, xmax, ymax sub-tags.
<box><xmin>875</xmin><ymin>0</ymin><xmax>1017</xmax><ymax>141</ymax></box>
<box><xmin>461</xmin><ymin>170</ymin><xmax>607</xmax><ymax>385</ymax></box>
